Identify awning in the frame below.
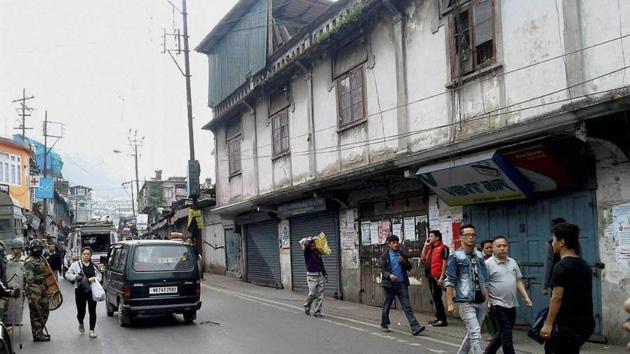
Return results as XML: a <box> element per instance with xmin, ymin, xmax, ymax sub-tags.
<box><xmin>416</xmin><ymin>150</ymin><xmax>532</xmax><ymax>206</ymax></box>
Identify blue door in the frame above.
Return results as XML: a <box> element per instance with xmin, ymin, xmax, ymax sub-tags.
<box><xmin>225</xmin><ymin>228</ymin><xmax>241</xmax><ymax>277</ymax></box>
<box><xmin>465</xmin><ymin>191</ymin><xmax>602</xmax><ymax>332</ymax></box>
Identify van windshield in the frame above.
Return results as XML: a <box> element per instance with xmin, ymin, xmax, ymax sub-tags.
<box><xmin>132</xmin><ymin>245</ymin><xmax>194</xmax><ymax>272</ymax></box>
<box><xmin>81</xmin><ymin>235</ymin><xmax>110</xmax><ymax>253</ymax></box>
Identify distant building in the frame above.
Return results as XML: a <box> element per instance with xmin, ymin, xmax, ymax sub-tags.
<box><xmin>138</xmin><ymin>170</ymin><xmax>188</xmax><ymax>223</ymax></box>
<box><xmin>69</xmin><ymin>185</ymin><xmax>93</xmax><ymax>222</ymax></box>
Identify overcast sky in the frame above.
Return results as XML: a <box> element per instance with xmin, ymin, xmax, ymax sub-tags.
<box><xmin>0</xmin><ymin>0</ymin><xmax>237</xmax><ymax>200</ymax></box>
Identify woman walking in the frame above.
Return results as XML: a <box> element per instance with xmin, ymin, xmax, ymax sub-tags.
<box><xmin>65</xmin><ymin>247</ymin><xmax>102</xmax><ymax>338</ymax></box>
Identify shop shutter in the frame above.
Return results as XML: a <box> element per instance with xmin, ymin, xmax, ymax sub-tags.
<box><xmin>290</xmin><ymin>212</ymin><xmax>340</xmax><ymax>297</ymax></box>
<box><xmin>246</xmin><ymin>220</ymin><xmax>281</xmax><ymax>288</ymax></box>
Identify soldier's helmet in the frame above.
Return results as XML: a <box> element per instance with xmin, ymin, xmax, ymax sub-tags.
<box><xmin>29</xmin><ymin>239</ymin><xmax>44</xmax><ymax>250</ymax></box>
<box><xmin>11</xmin><ymin>238</ymin><xmax>24</xmax><ymax>249</ymax></box>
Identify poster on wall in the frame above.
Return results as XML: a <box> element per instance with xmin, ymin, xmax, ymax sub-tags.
<box><xmin>341</xmin><ymin>211</ymin><xmax>356</xmax><ymax>250</ymax></box>
<box><xmin>392</xmin><ymin>219</ymin><xmax>402</xmax><ymax>239</ymax></box>
<box><xmin>416</xmin><ymin>215</ymin><xmax>428</xmax><ymax>242</ymax></box>
<box><xmin>281</xmin><ymin>224</ymin><xmax>290</xmax><ymax>249</ymax></box>
<box><xmin>403</xmin><ymin>217</ymin><xmax>415</xmax><ymax>242</ymax></box>
<box><xmin>370</xmin><ymin>222</ymin><xmax>380</xmax><ymax>245</ymax></box>
<box><xmin>612</xmin><ymin>202</ymin><xmax>630</xmax><ymax>264</ymax></box>
<box><xmin>361</xmin><ymin>222</ymin><xmax>371</xmax><ymax>246</ymax></box>
<box><xmin>441</xmin><ymin>217</ymin><xmax>453</xmax><ymax>247</ymax></box>
<box><xmin>379</xmin><ymin>220</ymin><xmax>391</xmax><ymax>244</ymax></box>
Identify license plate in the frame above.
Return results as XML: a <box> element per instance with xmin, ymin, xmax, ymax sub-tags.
<box><xmin>149</xmin><ymin>286</ymin><xmax>177</xmax><ymax>295</ymax></box>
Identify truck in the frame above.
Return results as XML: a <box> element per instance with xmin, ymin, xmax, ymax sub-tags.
<box><xmin>66</xmin><ymin>221</ymin><xmax>117</xmax><ymax>271</ymax></box>
<box><xmin>0</xmin><ymin>191</ymin><xmax>24</xmax><ymax>245</ymax></box>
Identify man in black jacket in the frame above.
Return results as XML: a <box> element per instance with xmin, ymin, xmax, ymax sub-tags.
<box><xmin>380</xmin><ymin>235</ymin><xmax>425</xmax><ymax>335</ymax></box>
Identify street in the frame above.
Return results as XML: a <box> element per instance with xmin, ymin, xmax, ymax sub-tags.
<box><xmin>17</xmin><ymin>277</ymin><xmax>460</xmax><ymax>354</ymax></box>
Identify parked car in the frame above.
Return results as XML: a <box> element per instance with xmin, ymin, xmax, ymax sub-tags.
<box><xmin>102</xmin><ymin>240</ymin><xmax>202</xmax><ymax>327</ymax></box>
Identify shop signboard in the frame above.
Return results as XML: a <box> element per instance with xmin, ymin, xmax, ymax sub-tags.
<box><xmin>416</xmin><ymin>151</ymin><xmax>532</xmax><ymax>206</ymax></box>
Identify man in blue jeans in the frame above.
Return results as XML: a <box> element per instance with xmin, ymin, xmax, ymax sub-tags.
<box><xmin>380</xmin><ymin>235</ymin><xmax>425</xmax><ymax>336</ymax></box>
<box><xmin>445</xmin><ymin>224</ymin><xmax>489</xmax><ymax>354</ymax></box>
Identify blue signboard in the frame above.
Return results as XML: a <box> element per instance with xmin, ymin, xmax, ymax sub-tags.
<box><xmin>35</xmin><ymin>177</ymin><xmax>54</xmax><ymax>199</ymax></box>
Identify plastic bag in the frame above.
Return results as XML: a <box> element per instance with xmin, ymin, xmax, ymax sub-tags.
<box><xmin>314</xmin><ymin>232</ymin><xmax>331</xmax><ymax>255</ymax></box>
<box><xmin>90</xmin><ymin>280</ymin><xmax>106</xmax><ymax>302</ymax></box>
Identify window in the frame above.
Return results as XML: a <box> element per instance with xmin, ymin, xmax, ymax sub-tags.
<box><xmin>0</xmin><ymin>153</ymin><xmax>22</xmax><ymax>186</ymax></box>
<box><xmin>226</xmin><ymin>118</ymin><xmax>242</xmax><ymax>176</ymax></box>
<box><xmin>132</xmin><ymin>245</ymin><xmax>193</xmax><ymax>272</ymax></box>
<box><xmin>272</xmin><ymin>109</ymin><xmax>290</xmax><ymax>157</ymax></box>
<box><xmin>450</xmin><ymin>0</ymin><xmax>495</xmax><ymax>77</ymax></box>
<box><xmin>337</xmin><ymin>67</ymin><xmax>365</xmax><ymax>127</ymax></box>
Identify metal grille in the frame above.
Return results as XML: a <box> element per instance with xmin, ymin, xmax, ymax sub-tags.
<box><xmin>290</xmin><ymin>212</ymin><xmax>340</xmax><ymax>297</ymax></box>
<box><xmin>246</xmin><ymin>220</ymin><xmax>281</xmax><ymax>288</ymax></box>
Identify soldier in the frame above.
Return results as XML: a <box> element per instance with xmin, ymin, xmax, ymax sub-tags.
<box><xmin>6</xmin><ymin>239</ymin><xmax>27</xmax><ymax>263</ymax></box>
<box><xmin>24</xmin><ymin>239</ymin><xmax>51</xmax><ymax>342</ymax></box>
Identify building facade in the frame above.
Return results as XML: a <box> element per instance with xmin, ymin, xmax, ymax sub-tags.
<box><xmin>69</xmin><ymin>185</ymin><xmax>93</xmax><ymax>222</ymax></box>
<box><xmin>198</xmin><ymin>0</ymin><xmax>630</xmax><ymax>343</ymax></box>
<box><xmin>0</xmin><ymin>137</ymin><xmax>32</xmax><ymax>210</ymax></box>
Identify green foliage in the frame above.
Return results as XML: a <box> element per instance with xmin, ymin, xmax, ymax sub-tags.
<box><xmin>315</xmin><ymin>4</ymin><xmax>365</xmax><ymax>45</ymax></box>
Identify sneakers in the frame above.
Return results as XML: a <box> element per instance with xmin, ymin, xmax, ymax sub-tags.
<box><xmin>33</xmin><ymin>334</ymin><xmax>50</xmax><ymax>342</ymax></box>
<box><xmin>381</xmin><ymin>326</ymin><xmax>392</xmax><ymax>333</ymax></box>
<box><xmin>89</xmin><ymin>330</ymin><xmax>97</xmax><ymax>338</ymax></box>
<box><xmin>430</xmin><ymin>320</ymin><xmax>448</xmax><ymax>327</ymax></box>
<box><xmin>78</xmin><ymin>323</ymin><xmax>85</xmax><ymax>334</ymax></box>
<box><xmin>428</xmin><ymin>319</ymin><xmax>439</xmax><ymax>325</ymax></box>
<box><xmin>412</xmin><ymin>326</ymin><xmax>426</xmax><ymax>336</ymax></box>
<box><xmin>313</xmin><ymin>313</ymin><xmax>323</xmax><ymax>318</ymax></box>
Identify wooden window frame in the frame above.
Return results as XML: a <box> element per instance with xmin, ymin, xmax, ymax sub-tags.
<box><xmin>226</xmin><ymin>119</ymin><xmax>242</xmax><ymax>177</ymax></box>
<box><xmin>336</xmin><ymin>66</ymin><xmax>366</xmax><ymax>130</ymax></box>
<box><xmin>271</xmin><ymin>109</ymin><xmax>290</xmax><ymax>159</ymax></box>
<box><xmin>449</xmin><ymin>0</ymin><xmax>497</xmax><ymax>79</ymax></box>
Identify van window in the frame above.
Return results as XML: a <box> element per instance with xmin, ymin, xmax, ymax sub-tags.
<box><xmin>132</xmin><ymin>245</ymin><xmax>193</xmax><ymax>272</ymax></box>
<box><xmin>109</xmin><ymin>248</ymin><xmax>120</xmax><ymax>269</ymax></box>
<box><xmin>82</xmin><ymin>235</ymin><xmax>109</xmax><ymax>253</ymax></box>
<box><xmin>117</xmin><ymin>247</ymin><xmax>128</xmax><ymax>271</ymax></box>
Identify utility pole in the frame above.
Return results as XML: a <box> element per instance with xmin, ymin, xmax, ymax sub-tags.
<box><xmin>11</xmin><ymin>88</ymin><xmax>35</xmax><ymax>139</ymax></box>
<box><xmin>164</xmin><ymin>0</ymin><xmax>200</xmax><ymax>201</ymax></box>
<box><xmin>41</xmin><ymin>112</ymin><xmax>64</xmax><ymax>238</ymax></box>
<box><xmin>128</xmin><ymin>130</ymin><xmax>144</xmax><ymax>214</ymax></box>
<box><xmin>122</xmin><ymin>181</ymin><xmax>136</xmax><ymax>216</ymax></box>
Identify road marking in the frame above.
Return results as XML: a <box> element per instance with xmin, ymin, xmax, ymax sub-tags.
<box><xmin>203</xmin><ymin>283</ymin><xmax>460</xmax><ymax>348</ymax></box>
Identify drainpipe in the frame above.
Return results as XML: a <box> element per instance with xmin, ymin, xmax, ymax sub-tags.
<box><xmin>297</xmin><ymin>61</ymin><xmax>318</xmax><ymax>178</ymax></box>
<box><xmin>384</xmin><ymin>0</ymin><xmax>409</xmax><ymax>155</ymax></box>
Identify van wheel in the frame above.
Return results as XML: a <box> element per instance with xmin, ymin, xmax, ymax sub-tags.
<box><xmin>183</xmin><ymin>311</ymin><xmax>196</xmax><ymax>323</ymax></box>
<box><xmin>106</xmin><ymin>301</ymin><xmax>115</xmax><ymax>317</ymax></box>
<box><xmin>118</xmin><ymin>302</ymin><xmax>132</xmax><ymax>327</ymax></box>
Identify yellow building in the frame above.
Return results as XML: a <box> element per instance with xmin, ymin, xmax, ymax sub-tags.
<box><xmin>0</xmin><ymin>137</ymin><xmax>32</xmax><ymax>210</ymax></box>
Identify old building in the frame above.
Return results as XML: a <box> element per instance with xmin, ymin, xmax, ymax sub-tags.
<box><xmin>138</xmin><ymin>170</ymin><xmax>189</xmax><ymax>224</ymax></box>
<box><xmin>69</xmin><ymin>185</ymin><xmax>93</xmax><ymax>222</ymax></box>
<box><xmin>198</xmin><ymin>0</ymin><xmax>630</xmax><ymax>343</ymax></box>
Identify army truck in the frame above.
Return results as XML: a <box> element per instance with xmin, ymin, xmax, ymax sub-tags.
<box><xmin>0</xmin><ymin>191</ymin><xmax>24</xmax><ymax>245</ymax></box>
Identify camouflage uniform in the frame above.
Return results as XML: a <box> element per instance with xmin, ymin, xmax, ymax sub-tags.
<box><xmin>24</xmin><ymin>240</ymin><xmax>50</xmax><ymax>340</ymax></box>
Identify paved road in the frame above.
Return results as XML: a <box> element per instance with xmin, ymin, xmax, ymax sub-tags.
<box><xmin>17</xmin><ymin>279</ymin><xmax>459</xmax><ymax>354</ymax></box>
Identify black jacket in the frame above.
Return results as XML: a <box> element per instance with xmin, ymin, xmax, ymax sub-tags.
<box><xmin>380</xmin><ymin>249</ymin><xmax>413</xmax><ymax>287</ymax></box>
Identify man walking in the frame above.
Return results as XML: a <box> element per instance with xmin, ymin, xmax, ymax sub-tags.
<box><xmin>303</xmin><ymin>240</ymin><xmax>326</xmax><ymax>318</ymax></box>
<box><xmin>484</xmin><ymin>236</ymin><xmax>532</xmax><ymax>354</ymax></box>
<box><xmin>24</xmin><ymin>239</ymin><xmax>51</xmax><ymax>342</ymax></box>
<box><xmin>540</xmin><ymin>222</ymin><xmax>594</xmax><ymax>354</ymax></box>
<box><xmin>380</xmin><ymin>235</ymin><xmax>425</xmax><ymax>335</ymax></box>
<box><xmin>446</xmin><ymin>224</ymin><xmax>489</xmax><ymax>354</ymax></box>
<box><xmin>421</xmin><ymin>230</ymin><xmax>449</xmax><ymax>327</ymax></box>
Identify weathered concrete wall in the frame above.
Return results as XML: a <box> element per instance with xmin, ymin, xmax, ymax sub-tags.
<box><xmin>202</xmin><ymin>209</ymin><xmax>226</xmax><ymax>274</ymax></box>
<box><xmin>312</xmin><ymin>54</ymin><xmax>341</xmax><ymax>178</ymax></box>
<box><xmin>593</xmin><ymin>141</ymin><xmax>630</xmax><ymax>345</ymax></box>
<box><xmin>289</xmin><ymin>75</ymin><xmax>313</xmax><ymax>184</ymax></box>
<box><xmin>339</xmin><ymin>208</ymin><xmax>361</xmax><ymax>302</ymax></box>
<box><xmin>278</xmin><ymin>219</ymin><xmax>292</xmax><ymax>289</ymax></box>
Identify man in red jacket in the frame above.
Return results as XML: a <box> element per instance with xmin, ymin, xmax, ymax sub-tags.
<box><xmin>421</xmin><ymin>230</ymin><xmax>449</xmax><ymax>327</ymax></box>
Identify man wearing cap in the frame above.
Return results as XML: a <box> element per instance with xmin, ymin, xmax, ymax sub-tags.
<box><xmin>380</xmin><ymin>235</ymin><xmax>425</xmax><ymax>335</ymax></box>
<box><xmin>24</xmin><ymin>239</ymin><xmax>51</xmax><ymax>342</ymax></box>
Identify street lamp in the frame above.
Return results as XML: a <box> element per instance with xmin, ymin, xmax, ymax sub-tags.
<box><xmin>113</xmin><ymin>149</ymin><xmax>140</xmax><ymax>216</ymax></box>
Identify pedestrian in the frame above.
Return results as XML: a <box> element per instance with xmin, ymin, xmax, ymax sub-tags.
<box><xmin>24</xmin><ymin>239</ymin><xmax>51</xmax><ymax>342</ymax></box>
<box><xmin>380</xmin><ymin>235</ymin><xmax>425</xmax><ymax>336</ymax></box>
<box><xmin>303</xmin><ymin>239</ymin><xmax>326</xmax><ymax>318</ymax></box>
<box><xmin>420</xmin><ymin>230</ymin><xmax>449</xmax><ymax>327</ymax></box>
<box><xmin>542</xmin><ymin>218</ymin><xmax>566</xmax><ymax>296</ymax></box>
<box><xmin>480</xmin><ymin>239</ymin><xmax>494</xmax><ymax>260</ymax></box>
<box><xmin>540</xmin><ymin>222</ymin><xmax>594</xmax><ymax>354</ymax></box>
<box><xmin>65</xmin><ymin>247</ymin><xmax>102</xmax><ymax>339</ymax></box>
<box><xmin>484</xmin><ymin>236</ymin><xmax>532</xmax><ymax>354</ymax></box>
<box><xmin>445</xmin><ymin>224</ymin><xmax>489</xmax><ymax>354</ymax></box>
<box><xmin>45</xmin><ymin>242</ymin><xmax>62</xmax><ymax>281</ymax></box>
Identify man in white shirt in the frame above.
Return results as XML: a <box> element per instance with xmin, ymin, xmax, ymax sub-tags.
<box><xmin>484</xmin><ymin>236</ymin><xmax>532</xmax><ymax>354</ymax></box>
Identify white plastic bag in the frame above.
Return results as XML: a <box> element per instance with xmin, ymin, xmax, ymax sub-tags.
<box><xmin>90</xmin><ymin>280</ymin><xmax>106</xmax><ymax>302</ymax></box>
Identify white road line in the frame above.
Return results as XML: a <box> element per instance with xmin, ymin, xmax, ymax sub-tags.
<box><xmin>202</xmin><ymin>283</ymin><xmax>460</xmax><ymax>348</ymax></box>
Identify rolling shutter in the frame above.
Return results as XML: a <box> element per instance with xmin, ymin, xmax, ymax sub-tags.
<box><xmin>246</xmin><ymin>220</ymin><xmax>281</xmax><ymax>288</ymax></box>
<box><xmin>290</xmin><ymin>212</ymin><xmax>340</xmax><ymax>297</ymax></box>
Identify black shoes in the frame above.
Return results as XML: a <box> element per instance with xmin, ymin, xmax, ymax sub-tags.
<box><xmin>33</xmin><ymin>334</ymin><xmax>50</xmax><ymax>342</ymax></box>
<box><xmin>313</xmin><ymin>313</ymin><xmax>323</xmax><ymax>318</ymax></box>
<box><xmin>428</xmin><ymin>319</ymin><xmax>439</xmax><ymax>325</ymax></box>
<box><xmin>304</xmin><ymin>308</ymin><xmax>310</xmax><ymax>315</ymax></box>
<box><xmin>431</xmin><ymin>320</ymin><xmax>447</xmax><ymax>327</ymax></box>
<box><xmin>381</xmin><ymin>326</ymin><xmax>391</xmax><ymax>333</ymax></box>
<box><xmin>412</xmin><ymin>326</ymin><xmax>426</xmax><ymax>336</ymax></box>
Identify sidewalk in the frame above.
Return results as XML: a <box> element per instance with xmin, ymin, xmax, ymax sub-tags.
<box><xmin>202</xmin><ymin>273</ymin><xmax>626</xmax><ymax>354</ymax></box>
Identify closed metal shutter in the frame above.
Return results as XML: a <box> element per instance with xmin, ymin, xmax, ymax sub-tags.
<box><xmin>246</xmin><ymin>220</ymin><xmax>281</xmax><ymax>288</ymax></box>
<box><xmin>290</xmin><ymin>212</ymin><xmax>340</xmax><ymax>297</ymax></box>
